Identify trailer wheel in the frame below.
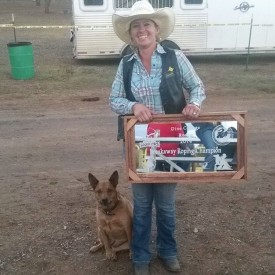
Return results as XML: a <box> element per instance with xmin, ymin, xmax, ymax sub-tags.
<box><xmin>121</xmin><ymin>45</ymin><xmax>134</xmax><ymax>57</ymax></box>
<box><xmin>160</xmin><ymin>40</ymin><xmax>180</xmax><ymax>50</ymax></box>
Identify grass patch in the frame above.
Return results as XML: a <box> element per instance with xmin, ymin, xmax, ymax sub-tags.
<box><xmin>198</xmin><ymin>62</ymin><xmax>275</xmax><ymax>94</ymax></box>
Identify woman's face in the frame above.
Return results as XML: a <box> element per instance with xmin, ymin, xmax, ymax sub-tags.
<box><xmin>130</xmin><ymin>19</ymin><xmax>159</xmax><ymax>49</ymax></box>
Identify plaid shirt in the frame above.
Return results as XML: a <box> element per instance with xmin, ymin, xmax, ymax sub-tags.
<box><xmin>109</xmin><ymin>44</ymin><xmax>205</xmax><ymax>115</ymax></box>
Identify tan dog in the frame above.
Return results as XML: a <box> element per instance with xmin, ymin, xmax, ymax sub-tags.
<box><xmin>88</xmin><ymin>170</ymin><xmax>133</xmax><ymax>260</ymax></box>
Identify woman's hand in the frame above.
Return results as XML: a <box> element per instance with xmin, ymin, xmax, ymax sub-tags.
<box><xmin>132</xmin><ymin>103</ymin><xmax>154</xmax><ymax>122</ymax></box>
<box><xmin>182</xmin><ymin>103</ymin><xmax>201</xmax><ymax>119</ymax></box>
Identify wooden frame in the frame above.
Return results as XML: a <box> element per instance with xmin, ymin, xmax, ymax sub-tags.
<box><xmin>124</xmin><ymin>111</ymin><xmax>247</xmax><ymax>183</ymax></box>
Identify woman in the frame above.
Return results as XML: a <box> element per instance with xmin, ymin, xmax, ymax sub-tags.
<box><xmin>109</xmin><ymin>1</ymin><xmax>206</xmax><ymax>274</ymax></box>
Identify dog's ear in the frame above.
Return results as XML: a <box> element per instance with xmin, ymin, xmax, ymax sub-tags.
<box><xmin>109</xmin><ymin>170</ymin><xmax>119</xmax><ymax>188</ymax></box>
<box><xmin>88</xmin><ymin>173</ymin><xmax>99</xmax><ymax>190</ymax></box>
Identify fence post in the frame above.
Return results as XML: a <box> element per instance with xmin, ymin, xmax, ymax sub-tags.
<box><xmin>245</xmin><ymin>16</ymin><xmax>253</xmax><ymax>71</ymax></box>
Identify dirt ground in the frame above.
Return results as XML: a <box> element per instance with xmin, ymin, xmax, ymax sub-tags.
<box><xmin>0</xmin><ymin>1</ymin><xmax>275</xmax><ymax>275</ymax></box>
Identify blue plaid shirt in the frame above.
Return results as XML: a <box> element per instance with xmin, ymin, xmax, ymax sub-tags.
<box><xmin>109</xmin><ymin>44</ymin><xmax>205</xmax><ymax>115</ymax></box>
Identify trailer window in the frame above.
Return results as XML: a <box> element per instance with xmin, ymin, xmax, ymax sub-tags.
<box><xmin>115</xmin><ymin>0</ymin><xmax>173</xmax><ymax>8</ymax></box>
<box><xmin>84</xmin><ymin>0</ymin><xmax>103</xmax><ymax>5</ymax></box>
<box><xmin>184</xmin><ymin>0</ymin><xmax>203</xmax><ymax>4</ymax></box>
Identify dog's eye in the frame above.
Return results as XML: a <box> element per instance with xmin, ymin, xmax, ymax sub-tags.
<box><xmin>107</xmin><ymin>189</ymin><xmax>113</xmax><ymax>194</ymax></box>
<box><xmin>97</xmin><ymin>190</ymin><xmax>102</xmax><ymax>194</ymax></box>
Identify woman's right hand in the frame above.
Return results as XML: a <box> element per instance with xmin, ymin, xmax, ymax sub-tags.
<box><xmin>132</xmin><ymin>103</ymin><xmax>154</xmax><ymax>122</ymax></box>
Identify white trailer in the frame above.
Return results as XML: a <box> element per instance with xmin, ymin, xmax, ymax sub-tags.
<box><xmin>71</xmin><ymin>0</ymin><xmax>275</xmax><ymax>59</ymax></box>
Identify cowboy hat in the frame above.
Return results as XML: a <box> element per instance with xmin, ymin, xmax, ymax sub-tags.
<box><xmin>112</xmin><ymin>0</ymin><xmax>175</xmax><ymax>45</ymax></box>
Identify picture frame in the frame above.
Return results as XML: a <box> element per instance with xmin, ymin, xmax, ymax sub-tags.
<box><xmin>124</xmin><ymin>111</ymin><xmax>247</xmax><ymax>183</ymax></box>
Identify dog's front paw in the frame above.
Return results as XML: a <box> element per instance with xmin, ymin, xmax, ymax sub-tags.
<box><xmin>90</xmin><ymin>242</ymin><xmax>103</xmax><ymax>253</ymax></box>
<box><xmin>90</xmin><ymin>246</ymin><xmax>98</xmax><ymax>253</ymax></box>
<box><xmin>106</xmin><ymin>250</ymin><xmax>117</xmax><ymax>261</ymax></box>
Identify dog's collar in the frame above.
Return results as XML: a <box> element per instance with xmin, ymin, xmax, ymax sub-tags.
<box><xmin>102</xmin><ymin>197</ymin><xmax>120</xmax><ymax>216</ymax></box>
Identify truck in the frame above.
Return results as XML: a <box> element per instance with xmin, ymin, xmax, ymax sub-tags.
<box><xmin>71</xmin><ymin>0</ymin><xmax>275</xmax><ymax>59</ymax></box>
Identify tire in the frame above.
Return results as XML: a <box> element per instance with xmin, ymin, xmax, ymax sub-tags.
<box><xmin>121</xmin><ymin>45</ymin><xmax>134</xmax><ymax>57</ymax></box>
<box><xmin>121</xmin><ymin>40</ymin><xmax>180</xmax><ymax>57</ymax></box>
<box><xmin>160</xmin><ymin>40</ymin><xmax>180</xmax><ymax>50</ymax></box>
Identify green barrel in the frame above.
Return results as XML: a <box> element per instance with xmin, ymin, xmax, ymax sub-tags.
<box><xmin>7</xmin><ymin>42</ymin><xmax>35</xmax><ymax>80</ymax></box>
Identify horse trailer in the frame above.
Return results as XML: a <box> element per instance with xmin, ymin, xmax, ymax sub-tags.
<box><xmin>71</xmin><ymin>0</ymin><xmax>275</xmax><ymax>59</ymax></box>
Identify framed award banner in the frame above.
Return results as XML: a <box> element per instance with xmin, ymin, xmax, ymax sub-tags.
<box><xmin>124</xmin><ymin>112</ymin><xmax>247</xmax><ymax>183</ymax></box>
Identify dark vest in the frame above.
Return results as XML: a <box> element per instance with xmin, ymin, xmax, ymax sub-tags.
<box><xmin>117</xmin><ymin>47</ymin><xmax>186</xmax><ymax>140</ymax></box>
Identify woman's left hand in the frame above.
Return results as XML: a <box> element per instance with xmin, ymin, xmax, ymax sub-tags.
<box><xmin>182</xmin><ymin>103</ymin><xmax>201</xmax><ymax>119</ymax></box>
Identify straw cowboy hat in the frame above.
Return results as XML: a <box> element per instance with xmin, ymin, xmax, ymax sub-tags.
<box><xmin>112</xmin><ymin>0</ymin><xmax>175</xmax><ymax>45</ymax></box>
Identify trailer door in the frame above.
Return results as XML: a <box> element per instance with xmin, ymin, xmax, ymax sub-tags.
<box><xmin>207</xmin><ymin>0</ymin><xmax>256</xmax><ymax>50</ymax></box>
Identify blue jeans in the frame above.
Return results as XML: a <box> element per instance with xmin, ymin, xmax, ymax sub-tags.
<box><xmin>131</xmin><ymin>183</ymin><xmax>177</xmax><ymax>264</ymax></box>
<box><xmin>193</xmin><ymin>123</ymin><xmax>216</xmax><ymax>171</ymax></box>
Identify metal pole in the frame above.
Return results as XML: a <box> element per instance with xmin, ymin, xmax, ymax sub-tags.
<box><xmin>12</xmin><ymin>13</ymin><xmax>17</xmax><ymax>43</ymax></box>
<box><xmin>245</xmin><ymin>15</ymin><xmax>253</xmax><ymax>71</ymax></box>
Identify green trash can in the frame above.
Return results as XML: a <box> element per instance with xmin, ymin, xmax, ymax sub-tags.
<box><xmin>7</xmin><ymin>42</ymin><xmax>35</xmax><ymax>80</ymax></box>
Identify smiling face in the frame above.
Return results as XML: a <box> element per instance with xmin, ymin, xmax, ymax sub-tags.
<box><xmin>129</xmin><ymin>19</ymin><xmax>159</xmax><ymax>49</ymax></box>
